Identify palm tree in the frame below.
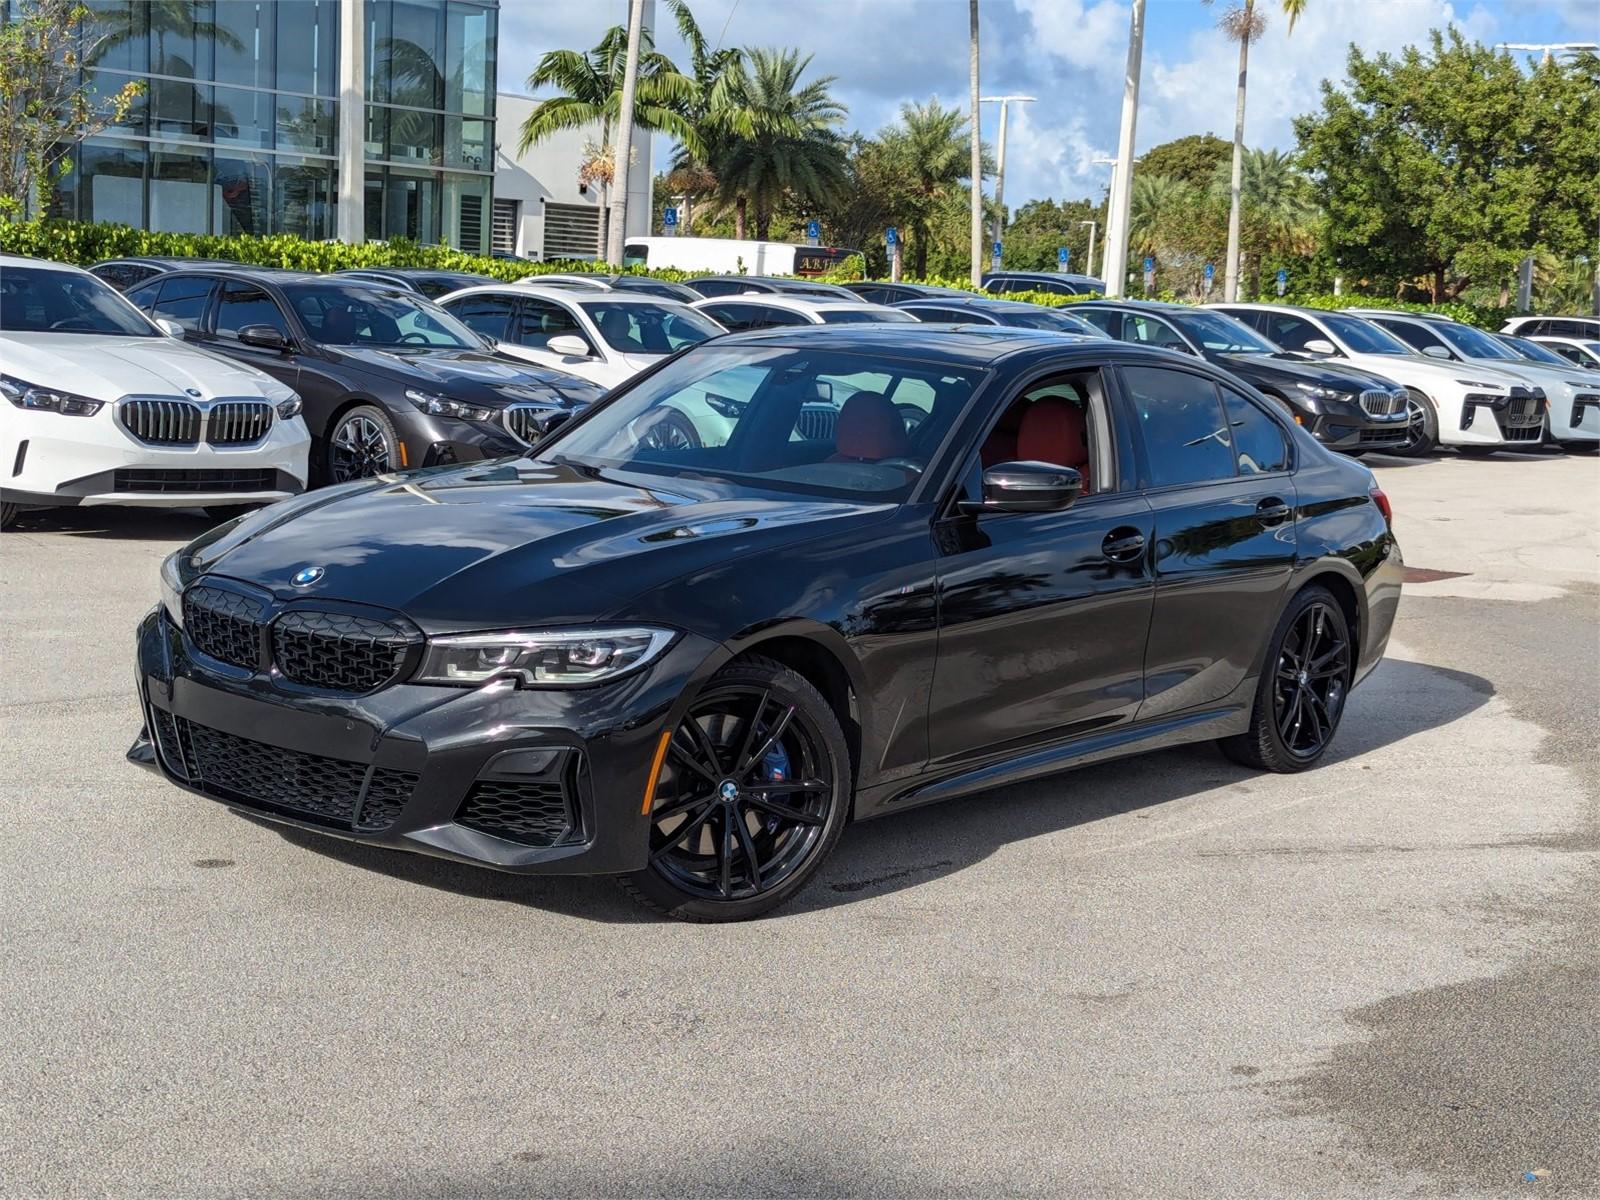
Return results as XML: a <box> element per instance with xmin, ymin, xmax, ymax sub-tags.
<box><xmin>1128</xmin><ymin>173</ymin><xmax>1195</xmax><ymax>259</ymax></box>
<box><xmin>881</xmin><ymin>101</ymin><xmax>976</xmax><ymax>279</ymax></box>
<box><xmin>1207</xmin><ymin>0</ymin><xmax>1308</xmax><ymax>301</ymax></box>
<box><xmin>710</xmin><ymin>48</ymin><xmax>847</xmax><ymax>240</ymax></box>
<box><xmin>519</xmin><ymin>25</ymin><xmax>699</xmax><ymax>259</ymax></box>
<box><xmin>662</xmin><ymin>0</ymin><xmax>745</xmax><ymax>234</ymax></box>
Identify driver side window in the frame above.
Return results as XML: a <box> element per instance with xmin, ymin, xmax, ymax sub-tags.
<box><xmin>1266</xmin><ymin>314</ymin><xmax>1322</xmax><ymax>352</ymax></box>
<box><xmin>515</xmin><ymin>298</ymin><xmax>594</xmax><ymax>353</ymax></box>
<box><xmin>978</xmin><ymin>372</ymin><xmax>1109</xmax><ymax>495</ymax></box>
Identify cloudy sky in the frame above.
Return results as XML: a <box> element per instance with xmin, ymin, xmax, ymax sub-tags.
<box><xmin>498</xmin><ymin>0</ymin><xmax>1597</xmax><ymax>208</ymax></box>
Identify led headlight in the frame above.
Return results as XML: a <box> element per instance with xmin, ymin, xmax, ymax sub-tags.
<box><xmin>159</xmin><ymin>550</ymin><xmax>186</xmax><ymax>626</ymax></box>
<box><xmin>0</xmin><ymin>374</ymin><xmax>104</xmax><ymax>416</ymax></box>
<box><xmin>275</xmin><ymin>395</ymin><xmax>303</xmax><ymax>418</ymax></box>
<box><xmin>404</xmin><ymin>388</ymin><xmax>496</xmax><ymax>422</ymax></box>
<box><xmin>1454</xmin><ymin>379</ymin><xmax>1506</xmax><ymax>391</ymax></box>
<box><xmin>414</xmin><ymin>626</ymin><xmax>676</xmax><ymax>688</ymax></box>
<box><xmin>1291</xmin><ymin>382</ymin><xmax>1348</xmax><ymax>411</ymax></box>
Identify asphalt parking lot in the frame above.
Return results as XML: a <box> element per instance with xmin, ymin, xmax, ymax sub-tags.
<box><xmin>2</xmin><ymin>447</ymin><xmax>1596</xmax><ymax>1199</ymax></box>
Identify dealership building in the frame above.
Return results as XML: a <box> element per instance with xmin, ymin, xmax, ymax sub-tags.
<box><xmin>38</xmin><ymin>0</ymin><xmax>655</xmax><ymax>261</ymax></box>
<box><xmin>46</xmin><ymin>0</ymin><xmax>500</xmax><ymax>253</ymax></box>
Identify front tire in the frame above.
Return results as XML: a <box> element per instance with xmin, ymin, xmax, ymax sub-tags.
<box><xmin>620</xmin><ymin>656</ymin><xmax>851</xmax><ymax>922</ymax></box>
<box><xmin>326</xmin><ymin>404</ymin><xmax>400</xmax><ymax>482</ymax></box>
<box><xmin>0</xmin><ymin>502</ymin><xmax>17</xmax><ymax>530</ymax></box>
<box><xmin>1221</xmin><ymin>586</ymin><xmax>1353</xmax><ymax>773</ymax></box>
<box><xmin>1392</xmin><ymin>390</ymin><xmax>1439</xmax><ymax>457</ymax></box>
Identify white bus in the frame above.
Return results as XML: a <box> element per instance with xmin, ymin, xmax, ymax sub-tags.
<box><xmin>622</xmin><ymin>237</ymin><xmax>860</xmax><ymax>278</ymax></box>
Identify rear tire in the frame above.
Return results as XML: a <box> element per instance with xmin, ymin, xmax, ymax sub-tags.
<box><xmin>1221</xmin><ymin>585</ymin><xmax>1353</xmax><ymax>773</ymax></box>
<box><xmin>620</xmin><ymin>656</ymin><xmax>851</xmax><ymax>922</ymax></box>
<box><xmin>1392</xmin><ymin>390</ymin><xmax>1439</xmax><ymax>457</ymax></box>
<box><xmin>0</xmin><ymin>502</ymin><xmax>17</xmax><ymax>530</ymax></box>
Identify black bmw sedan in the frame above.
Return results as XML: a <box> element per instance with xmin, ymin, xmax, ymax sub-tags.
<box><xmin>131</xmin><ymin>326</ymin><xmax>1402</xmax><ymax>921</ymax></box>
<box><xmin>1072</xmin><ymin>301</ymin><xmax>1414</xmax><ymax>454</ymax></box>
<box><xmin>123</xmin><ymin>269</ymin><xmax>606</xmax><ymax>482</ymax></box>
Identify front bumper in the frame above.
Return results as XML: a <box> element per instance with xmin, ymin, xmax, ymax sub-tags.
<box><xmin>390</xmin><ymin>409</ymin><xmax>536</xmax><ymax>471</ymax></box>
<box><xmin>2</xmin><ymin>407</ymin><xmax>310</xmax><ymax>509</ymax></box>
<box><xmin>130</xmin><ymin>606</ymin><xmax>716</xmax><ymax>875</ymax></box>
<box><xmin>1308</xmin><ymin>407</ymin><xmax>1412</xmax><ymax>451</ymax></box>
<box><xmin>1548</xmin><ymin>391</ymin><xmax>1600</xmax><ymax>443</ymax></box>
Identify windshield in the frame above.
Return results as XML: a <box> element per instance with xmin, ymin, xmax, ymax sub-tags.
<box><xmin>1431</xmin><ymin>322</ymin><xmax>1521</xmax><ymax>361</ymax></box>
<box><xmin>544</xmin><ymin>345</ymin><xmax>983</xmax><ymax>500</ymax></box>
<box><xmin>1322</xmin><ymin>313</ymin><xmax>1413</xmax><ymax>355</ymax></box>
<box><xmin>0</xmin><ymin>266</ymin><xmax>156</xmax><ymax>337</ymax></box>
<box><xmin>281</xmin><ymin>283</ymin><xmax>480</xmax><ymax>348</ymax></box>
<box><xmin>817</xmin><ymin>308</ymin><xmax>916</xmax><ymax>324</ymax></box>
<box><xmin>578</xmin><ymin>299</ymin><xmax>722</xmax><ymax>354</ymax></box>
<box><xmin>1497</xmin><ymin>335</ymin><xmax>1569</xmax><ymax>366</ymax></box>
<box><xmin>1171</xmin><ymin>310</ymin><xmax>1277</xmax><ymax>354</ymax></box>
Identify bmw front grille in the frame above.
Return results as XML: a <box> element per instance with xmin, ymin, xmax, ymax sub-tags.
<box><xmin>117</xmin><ymin>398</ymin><xmax>274</xmax><ymax>447</ymax></box>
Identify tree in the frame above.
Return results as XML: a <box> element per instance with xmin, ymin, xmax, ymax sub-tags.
<box><xmin>1136</xmin><ymin>134</ymin><xmax>1232</xmax><ymax>190</ymax></box>
<box><xmin>1295</xmin><ymin>31</ymin><xmax>1596</xmax><ymax>300</ymax></box>
<box><xmin>518</xmin><ymin>24</ymin><xmax>698</xmax><ymax>259</ymax></box>
<box><xmin>1002</xmin><ymin>197</ymin><xmax>1101</xmax><ymax>272</ymax></box>
<box><xmin>878</xmin><ymin>100</ymin><xmax>975</xmax><ymax>278</ymax></box>
<box><xmin>1205</xmin><ymin>0</ymin><xmax>1307</xmax><ymax>301</ymax></box>
<box><xmin>710</xmin><ymin>48</ymin><xmax>847</xmax><ymax>240</ymax></box>
<box><xmin>661</xmin><ymin>0</ymin><xmax>743</xmax><ymax>234</ymax></box>
<box><xmin>1</xmin><ymin>0</ymin><xmax>143</xmax><ymax>218</ymax></box>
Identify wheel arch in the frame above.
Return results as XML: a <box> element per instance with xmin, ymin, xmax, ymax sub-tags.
<box><xmin>1290</xmin><ymin>559</ymin><xmax>1365</xmax><ymax>664</ymax></box>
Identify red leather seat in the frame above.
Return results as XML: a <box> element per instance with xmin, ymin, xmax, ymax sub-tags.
<box><xmin>980</xmin><ymin>401</ymin><xmax>1025</xmax><ymax>467</ymax></box>
<box><xmin>1016</xmin><ymin>397</ymin><xmax>1091</xmax><ymax>492</ymax></box>
<box><xmin>829</xmin><ymin>392</ymin><xmax>908</xmax><ymax>462</ymax></box>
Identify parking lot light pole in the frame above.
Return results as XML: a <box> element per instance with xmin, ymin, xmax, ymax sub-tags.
<box><xmin>981</xmin><ymin>95</ymin><xmax>1035</xmax><ymax>273</ymax></box>
<box><xmin>1078</xmin><ymin>219</ymin><xmax>1098</xmax><ymax>280</ymax></box>
<box><xmin>969</xmin><ymin>0</ymin><xmax>984</xmax><ymax>288</ymax></box>
<box><xmin>1101</xmin><ymin>0</ymin><xmax>1145</xmax><ymax>298</ymax></box>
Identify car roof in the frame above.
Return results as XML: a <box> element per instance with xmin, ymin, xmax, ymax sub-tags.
<box><xmin>445</xmin><ymin>283</ymin><xmax>694</xmax><ymax>307</ymax></box>
<box><xmin>708</xmin><ymin>321</ymin><xmax>1161</xmax><ymax>367</ymax></box>
<box><xmin>134</xmin><ymin>266</ymin><xmax>410</xmax><ymax>292</ymax></box>
<box><xmin>691</xmin><ymin>294</ymin><xmax>885</xmax><ymax>313</ymax></box>
<box><xmin>3</xmin><ymin>253</ymin><xmax>89</xmax><ymax>273</ymax></box>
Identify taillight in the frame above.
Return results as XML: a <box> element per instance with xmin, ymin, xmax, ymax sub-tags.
<box><xmin>1370</xmin><ymin>486</ymin><xmax>1392</xmax><ymax>525</ymax></box>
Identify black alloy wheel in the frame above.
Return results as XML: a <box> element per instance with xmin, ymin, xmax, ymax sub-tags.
<box><xmin>1392</xmin><ymin>390</ymin><xmax>1439</xmax><ymax>457</ymax></box>
<box><xmin>1222</xmin><ymin>585</ymin><xmax>1352</xmax><ymax>772</ymax></box>
<box><xmin>622</xmin><ymin>658</ymin><xmax>849</xmax><ymax>921</ymax></box>
<box><xmin>327</xmin><ymin>405</ymin><xmax>399</xmax><ymax>482</ymax></box>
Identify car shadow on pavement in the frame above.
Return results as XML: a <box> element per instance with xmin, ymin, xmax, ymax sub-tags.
<box><xmin>265</xmin><ymin>656</ymin><xmax>1494</xmax><ymax>924</ymax></box>
<box><xmin>4</xmin><ymin>505</ymin><xmax>217</xmax><ymax>541</ymax></box>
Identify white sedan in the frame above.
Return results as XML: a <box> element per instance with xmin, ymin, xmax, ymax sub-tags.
<box><xmin>437</xmin><ymin>283</ymin><xmax>724</xmax><ymax>389</ymax></box>
<box><xmin>1</xmin><ymin>256</ymin><xmax>310</xmax><ymax>529</ymax></box>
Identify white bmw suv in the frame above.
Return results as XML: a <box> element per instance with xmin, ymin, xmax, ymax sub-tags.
<box><xmin>1211</xmin><ymin>303</ymin><xmax>1541</xmax><ymax>456</ymax></box>
<box><xmin>1</xmin><ymin>256</ymin><xmax>310</xmax><ymax>529</ymax></box>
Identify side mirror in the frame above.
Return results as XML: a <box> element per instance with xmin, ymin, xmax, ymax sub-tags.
<box><xmin>1303</xmin><ymin>338</ymin><xmax>1337</xmax><ymax>355</ymax></box>
<box><xmin>155</xmin><ymin>317</ymin><xmax>185</xmax><ymax>338</ymax></box>
<box><xmin>546</xmin><ymin>334</ymin><xmax>592</xmax><ymax>358</ymax></box>
<box><xmin>1420</xmin><ymin>344</ymin><xmax>1453</xmax><ymax>360</ymax></box>
<box><xmin>961</xmin><ymin>461</ymin><xmax>1082</xmax><ymax>515</ymax></box>
<box><xmin>238</xmin><ymin>324</ymin><xmax>288</xmax><ymax>351</ymax></box>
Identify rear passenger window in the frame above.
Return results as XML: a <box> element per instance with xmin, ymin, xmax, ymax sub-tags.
<box><xmin>1220</xmin><ymin>387</ymin><xmax>1288</xmax><ymax>474</ymax></box>
<box><xmin>1122</xmin><ymin>365</ymin><xmax>1236</xmax><ymax>488</ymax></box>
<box><xmin>148</xmin><ymin>276</ymin><xmax>215</xmax><ymax>332</ymax></box>
<box><xmin>449</xmin><ymin>294</ymin><xmax>518</xmax><ymax>341</ymax></box>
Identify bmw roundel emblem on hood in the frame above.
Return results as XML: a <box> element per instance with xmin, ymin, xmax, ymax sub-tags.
<box><xmin>291</xmin><ymin>566</ymin><xmax>325</xmax><ymax>587</ymax></box>
<box><xmin>185</xmin><ymin>388</ymin><xmax>202</xmax><ymax>397</ymax></box>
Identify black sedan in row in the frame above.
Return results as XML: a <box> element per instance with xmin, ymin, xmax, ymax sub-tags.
<box><xmin>123</xmin><ymin>269</ymin><xmax>604</xmax><ymax>481</ymax></box>
<box><xmin>1071</xmin><ymin>301</ymin><xmax>1414</xmax><ymax>453</ymax></box>
<box><xmin>131</xmin><ymin>325</ymin><xmax>1402</xmax><ymax>920</ymax></box>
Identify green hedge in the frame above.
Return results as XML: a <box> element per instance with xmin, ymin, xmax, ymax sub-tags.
<box><xmin>0</xmin><ymin>219</ymin><xmax>696</xmax><ymax>282</ymax></box>
<box><xmin>0</xmin><ymin>220</ymin><xmax>1509</xmax><ymax>329</ymax></box>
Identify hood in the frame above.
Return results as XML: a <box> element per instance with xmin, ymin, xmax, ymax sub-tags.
<box><xmin>328</xmin><ymin>345</ymin><xmax>606</xmax><ymax>408</ymax></box>
<box><xmin>0</xmin><ymin>333</ymin><xmax>293</xmax><ymax>402</ymax></box>
<box><xmin>1327</xmin><ymin>351</ymin><xmax>1532</xmax><ymax>392</ymax></box>
<box><xmin>190</xmin><ymin>460</ymin><xmax>891</xmax><ymax>631</ymax></box>
<box><xmin>1218</xmin><ymin>352</ymin><xmax>1405</xmax><ymax>393</ymax></box>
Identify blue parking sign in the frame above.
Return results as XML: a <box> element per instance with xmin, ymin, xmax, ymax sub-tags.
<box><xmin>1276</xmin><ymin>268</ymin><xmax>1288</xmax><ymax>296</ymax></box>
<box><xmin>886</xmin><ymin>226</ymin><xmax>897</xmax><ymax>246</ymax></box>
<box><xmin>663</xmin><ymin>207</ymin><xmax>678</xmax><ymax>227</ymax></box>
<box><xmin>807</xmin><ymin>220</ymin><xmax>821</xmax><ymax>239</ymax></box>
<box><xmin>1058</xmin><ymin>246</ymin><xmax>1070</xmax><ymax>269</ymax></box>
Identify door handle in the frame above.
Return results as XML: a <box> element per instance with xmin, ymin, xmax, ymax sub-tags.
<box><xmin>1255</xmin><ymin>497</ymin><xmax>1292</xmax><ymax>525</ymax></box>
<box><xmin>1101</xmin><ymin>527</ymin><xmax>1147</xmax><ymax>563</ymax></box>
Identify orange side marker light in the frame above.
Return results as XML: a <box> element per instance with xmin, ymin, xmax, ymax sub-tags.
<box><xmin>641</xmin><ymin>729</ymin><xmax>673</xmax><ymax>814</ymax></box>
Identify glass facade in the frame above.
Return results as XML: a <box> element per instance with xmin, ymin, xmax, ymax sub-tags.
<box><xmin>51</xmin><ymin>0</ymin><xmax>494</xmax><ymax>250</ymax></box>
<box><xmin>364</xmin><ymin>0</ymin><xmax>496</xmax><ymax>250</ymax></box>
